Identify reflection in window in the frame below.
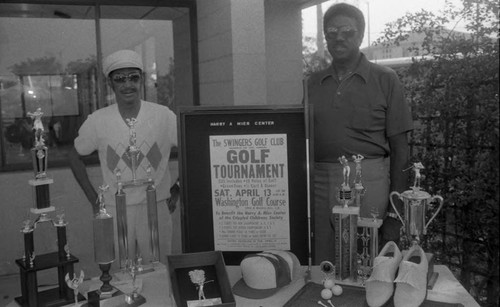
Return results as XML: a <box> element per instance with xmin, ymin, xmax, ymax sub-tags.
<box><xmin>0</xmin><ymin>6</ymin><xmax>97</xmax><ymax>168</ymax></box>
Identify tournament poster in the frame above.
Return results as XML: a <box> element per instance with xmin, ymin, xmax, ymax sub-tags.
<box><xmin>209</xmin><ymin>134</ymin><xmax>290</xmax><ymax>251</ymax></box>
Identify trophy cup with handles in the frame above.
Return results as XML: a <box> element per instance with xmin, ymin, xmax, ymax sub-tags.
<box><xmin>389</xmin><ymin>162</ymin><xmax>444</xmax><ymax>288</ymax></box>
<box><xmin>389</xmin><ymin>162</ymin><xmax>444</xmax><ymax>246</ymax></box>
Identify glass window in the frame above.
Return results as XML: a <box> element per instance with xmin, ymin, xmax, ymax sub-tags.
<box><xmin>0</xmin><ymin>2</ymin><xmax>197</xmax><ymax>171</ymax></box>
<box><xmin>0</xmin><ymin>4</ymin><xmax>97</xmax><ymax>169</ymax></box>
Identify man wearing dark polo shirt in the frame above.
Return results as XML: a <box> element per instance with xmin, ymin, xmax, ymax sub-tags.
<box><xmin>307</xmin><ymin>3</ymin><xmax>413</xmax><ymax>264</ymax></box>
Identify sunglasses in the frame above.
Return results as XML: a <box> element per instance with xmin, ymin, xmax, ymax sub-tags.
<box><xmin>325</xmin><ymin>26</ymin><xmax>358</xmax><ymax>40</ymax></box>
<box><xmin>111</xmin><ymin>72</ymin><xmax>142</xmax><ymax>83</ymax></box>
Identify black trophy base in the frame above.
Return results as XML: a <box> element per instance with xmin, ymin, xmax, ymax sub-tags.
<box><xmin>15</xmin><ymin>288</ymin><xmax>85</xmax><ymax>307</ymax></box>
<box><xmin>83</xmin><ymin>287</ymin><xmax>123</xmax><ymax>307</ymax></box>
<box><xmin>82</xmin><ymin>291</ymin><xmax>146</xmax><ymax>307</ymax></box>
<box><xmin>15</xmin><ymin>251</ymin><xmax>81</xmax><ymax>307</ymax></box>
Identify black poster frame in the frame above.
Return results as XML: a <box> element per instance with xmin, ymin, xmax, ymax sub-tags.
<box><xmin>178</xmin><ymin>105</ymin><xmax>313</xmax><ymax>265</ymax></box>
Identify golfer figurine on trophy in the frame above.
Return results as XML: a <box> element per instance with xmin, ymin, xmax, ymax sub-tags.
<box><xmin>336</xmin><ymin>155</ymin><xmax>353</xmax><ymax>208</ymax></box>
<box><xmin>352</xmin><ymin>154</ymin><xmax>365</xmax><ymax>207</ymax></box>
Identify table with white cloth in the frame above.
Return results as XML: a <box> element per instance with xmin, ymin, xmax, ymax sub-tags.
<box><xmin>21</xmin><ymin>262</ymin><xmax>475</xmax><ymax>307</ymax></box>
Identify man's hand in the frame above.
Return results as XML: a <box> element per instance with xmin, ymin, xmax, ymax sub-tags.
<box><xmin>92</xmin><ymin>204</ymin><xmax>100</xmax><ymax>216</ymax></box>
<box><xmin>380</xmin><ymin>215</ymin><xmax>403</xmax><ymax>246</ymax></box>
<box><xmin>166</xmin><ymin>182</ymin><xmax>180</xmax><ymax>213</ymax></box>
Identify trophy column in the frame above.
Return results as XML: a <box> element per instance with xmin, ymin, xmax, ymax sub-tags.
<box><xmin>146</xmin><ymin>180</ymin><xmax>160</xmax><ymax>263</ymax></box>
<box><xmin>332</xmin><ymin>206</ymin><xmax>359</xmax><ymax>281</ymax></box>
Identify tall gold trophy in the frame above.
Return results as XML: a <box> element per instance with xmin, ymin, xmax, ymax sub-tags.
<box><xmin>93</xmin><ymin>185</ymin><xmax>116</xmax><ymax>295</ymax></box>
<box><xmin>115</xmin><ymin>118</ymin><xmax>160</xmax><ymax>271</ymax></box>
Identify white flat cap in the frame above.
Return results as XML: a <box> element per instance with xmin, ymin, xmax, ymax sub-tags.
<box><xmin>103</xmin><ymin>50</ymin><xmax>143</xmax><ymax>77</ymax></box>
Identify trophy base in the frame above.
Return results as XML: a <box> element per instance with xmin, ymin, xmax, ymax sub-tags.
<box><xmin>357</xmin><ymin>217</ymin><xmax>383</xmax><ymax>228</ymax></box>
<box><xmin>187</xmin><ymin>298</ymin><xmax>223</xmax><ymax>307</ymax></box>
<box><xmin>83</xmin><ymin>292</ymin><xmax>146</xmax><ymax>307</ymax></box>
<box><xmin>120</xmin><ymin>178</ymin><xmax>152</xmax><ymax>188</ymax></box>
<box><xmin>15</xmin><ymin>288</ymin><xmax>85</xmax><ymax>307</ymax></box>
<box><xmin>124</xmin><ymin>293</ymin><xmax>147</xmax><ymax>306</ymax></box>
<box><xmin>114</xmin><ymin>262</ymin><xmax>164</xmax><ymax>280</ymax></box>
<box><xmin>15</xmin><ymin>252</ymin><xmax>81</xmax><ymax>307</ymax></box>
<box><xmin>28</xmin><ymin>177</ymin><xmax>54</xmax><ymax>186</ymax></box>
<box><xmin>31</xmin><ymin>205</ymin><xmax>55</xmax><ymax>215</ymax></box>
<box><xmin>97</xmin><ymin>287</ymin><xmax>122</xmax><ymax>298</ymax></box>
<box><xmin>332</xmin><ymin>206</ymin><xmax>360</xmax><ymax>215</ymax></box>
<box><xmin>84</xmin><ymin>287</ymin><xmax>123</xmax><ymax>306</ymax></box>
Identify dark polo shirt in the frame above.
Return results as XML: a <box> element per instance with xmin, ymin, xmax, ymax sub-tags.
<box><xmin>307</xmin><ymin>53</ymin><xmax>413</xmax><ymax>162</ymax></box>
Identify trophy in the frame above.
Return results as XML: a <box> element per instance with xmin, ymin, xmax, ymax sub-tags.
<box><xmin>389</xmin><ymin>162</ymin><xmax>444</xmax><ymax>246</ymax></box>
<box><xmin>122</xmin><ymin>258</ymin><xmax>147</xmax><ymax>305</ymax></box>
<box><xmin>15</xmin><ymin>108</ymin><xmax>83</xmax><ymax>307</ymax></box>
<box><xmin>65</xmin><ymin>270</ymin><xmax>85</xmax><ymax>306</ymax></box>
<box><xmin>86</xmin><ymin>185</ymin><xmax>146</xmax><ymax>306</ymax></box>
<box><xmin>115</xmin><ymin>117</ymin><xmax>160</xmax><ymax>271</ymax></box>
<box><xmin>93</xmin><ymin>185</ymin><xmax>117</xmax><ymax>296</ymax></box>
<box><xmin>331</xmin><ymin>154</ymin><xmax>382</xmax><ymax>284</ymax></box>
<box><xmin>332</xmin><ymin>155</ymin><xmax>358</xmax><ymax>281</ymax></box>
<box><xmin>389</xmin><ymin>162</ymin><xmax>444</xmax><ymax>288</ymax></box>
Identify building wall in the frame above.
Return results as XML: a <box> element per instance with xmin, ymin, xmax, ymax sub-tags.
<box><xmin>197</xmin><ymin>0</ymin><xmax>235</xmax><ymax>106</ymax></box>
<box><xmin>197</xmin><ymin>0</ymin><xmax>304</xmax><ymax>106</ymax></box>
<box><xmin>264</xmin><ymin>1</ymin><xmax>304</xmax><ymax>105</ymax></box>
<box><xmin>231</xmin><ymin>0</ymin><xmax>267</xmax><ymax>106</ymax></box>
<box><xmin>173</xmin><ymin>9</ymin><xmax>195</xmax><ymax>108</ymax></box>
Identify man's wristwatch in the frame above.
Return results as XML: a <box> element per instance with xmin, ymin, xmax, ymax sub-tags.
<box><xmin>170</xmin><ymin>180</ymin><xmax>180</xmax><ymax>193</ymax></box>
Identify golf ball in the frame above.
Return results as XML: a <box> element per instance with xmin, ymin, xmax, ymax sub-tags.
<box><xmin>321</xmin><ymin>288</ymin><xmax>333</xmax><ymax>300</ymax></box>
<box><xmin>332</xmin><ymin>285</ymin><xmax>343</xmax><ymax>296</ymax></box>
<box><xmin>323</xmin><ymin>278</ymin><xmax>335</xmax><ymax>289</ymax></box>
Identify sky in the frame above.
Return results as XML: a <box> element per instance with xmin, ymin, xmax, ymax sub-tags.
<box><xmin>302</xmin><ymin>0</ymin><xmax>465</xmax><ymax>48</ymax></box>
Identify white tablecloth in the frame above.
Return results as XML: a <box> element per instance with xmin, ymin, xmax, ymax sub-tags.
<box><xmin>7</xmin><ymin>264</ymin><xmax>480</xmax><ymax>307</ymax></box>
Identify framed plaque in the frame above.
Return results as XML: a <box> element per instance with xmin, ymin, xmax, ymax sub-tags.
<box><xmin>179</xmin><ymin>105</ymin><xmax>312</xmax><ymax>265</ymax></box>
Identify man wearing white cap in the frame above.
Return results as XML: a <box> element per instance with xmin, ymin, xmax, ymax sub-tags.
<box><xmin>69</xmin><ymin>49</ymin><xmax>179</xmax><ymax>265</ymax></box>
